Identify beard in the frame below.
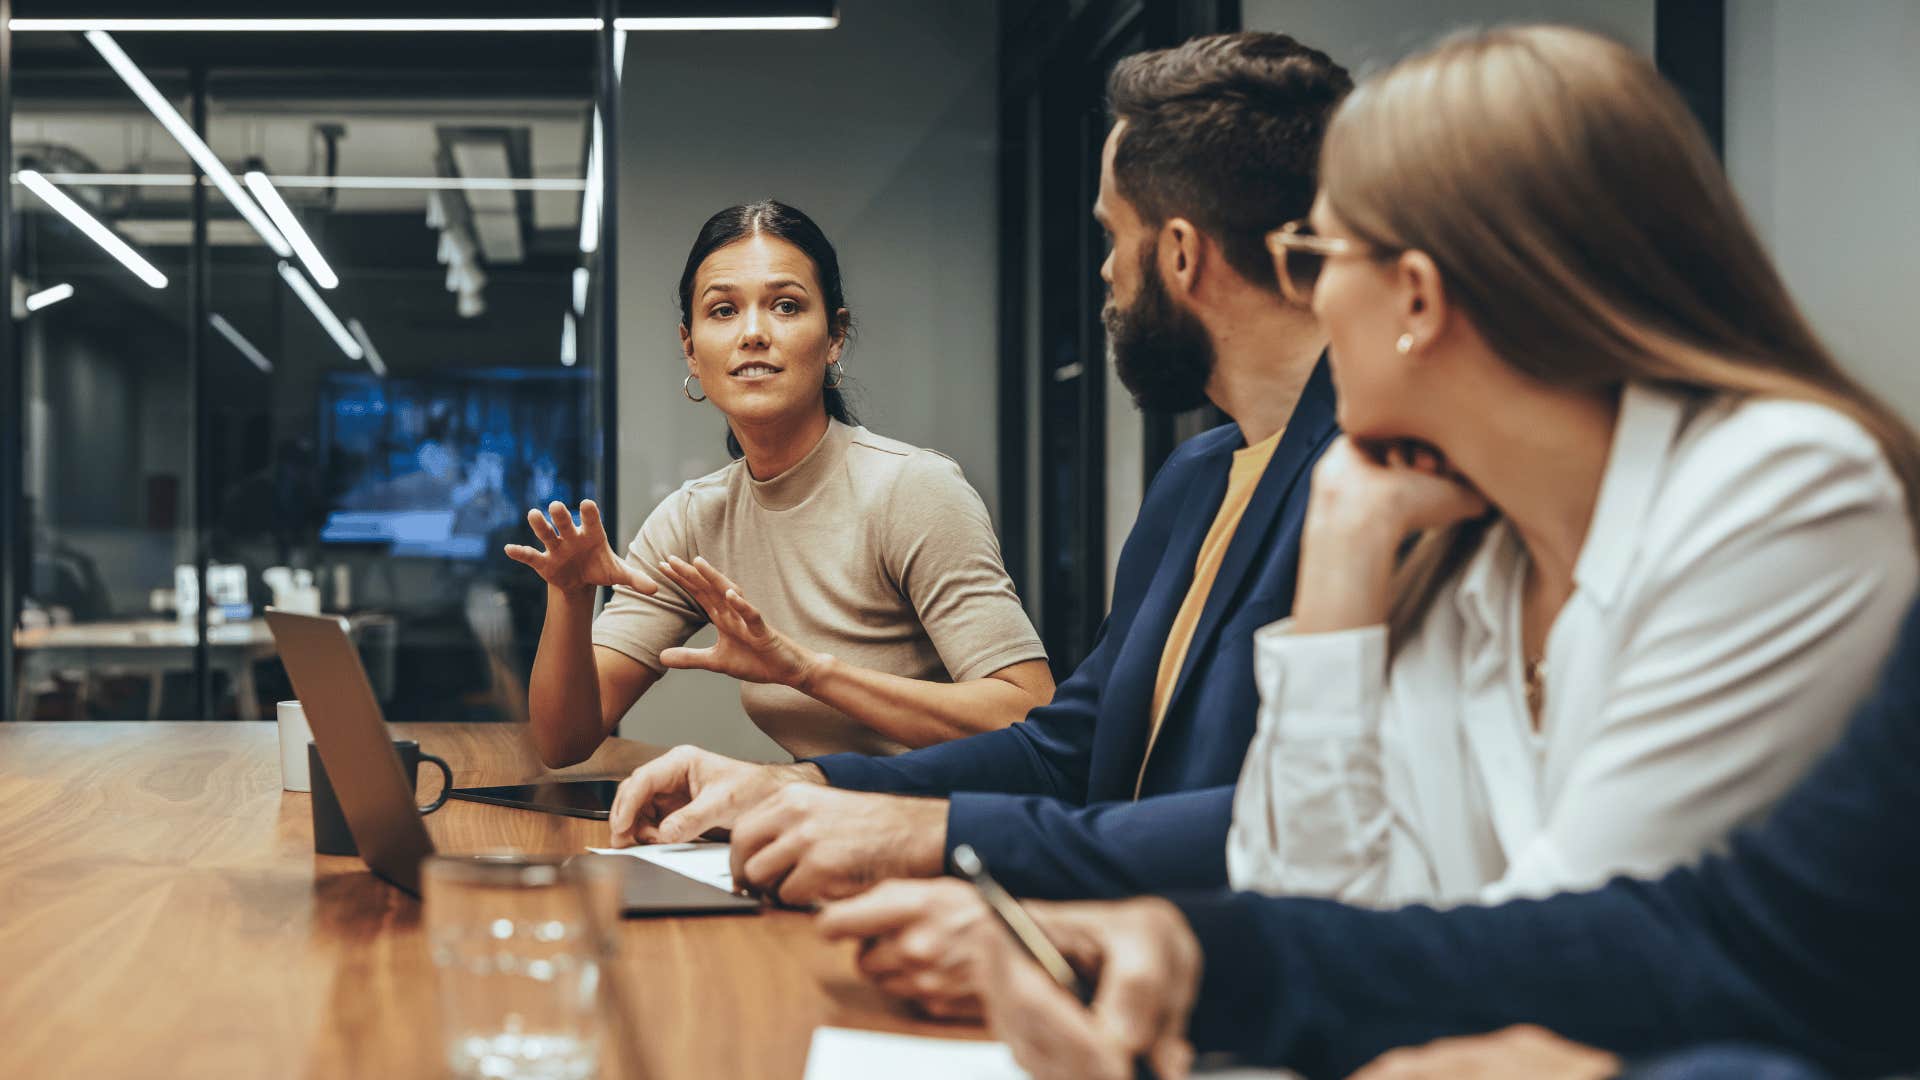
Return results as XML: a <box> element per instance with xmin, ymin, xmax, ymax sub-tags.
<box><xmin>1103</xmin><ymin>249</ymin><xmax>1216</xmax><ymax>413</ymax></box>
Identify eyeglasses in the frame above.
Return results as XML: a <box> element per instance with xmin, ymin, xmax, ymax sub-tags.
<box><xmin>1265</xmin><ymin>219</ymin><xmax>1382</xmax><ymax>307</ymax></box>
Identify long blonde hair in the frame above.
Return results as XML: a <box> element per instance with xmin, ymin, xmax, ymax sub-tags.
<box><xmin>1317</xmin><ymin>24</ymin><xmax>1920</xmax><ymax>644</ymax></box>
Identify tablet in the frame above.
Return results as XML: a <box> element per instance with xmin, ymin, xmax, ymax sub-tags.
<box><xmin>592</xmin><ymin>855</ymin><xmax>761</xmax><ymax>917</ymax></box>
<box><xmin>449</xmin><ymin>780</ymin><xmax>623</xmax><ymax>820</ymax></box>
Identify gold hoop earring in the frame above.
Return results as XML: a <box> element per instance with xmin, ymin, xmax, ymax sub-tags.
<box><xmin>1395</xmin><ymin>332</ymin><xmax>1416</xmax><ymax>355</ymax></box>
<box><xmin>824</xmin><ymin>361</ymin><xmax>846</xmax><ymax>390</ymax></box>
<box><xmin>682</xmin><ymin>373</ymin><xmax>707</xmax><ymax>403</ymax></box>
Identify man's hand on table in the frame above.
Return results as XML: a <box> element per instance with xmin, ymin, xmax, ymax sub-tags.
<box><xmin>817</xmin><ymin>878</ymin><xmax>991</xmax><ymax>1018</ymax></box>
<box><xmin>1348</xmin><ymin>1026</ymin><xmax>1622</xmax><ymax>1080</ymax></box>
<box><xmin>971</xmin><ymin>896</ymin><xmax>1201</xmax><ymax>1080</ymax></box>
<box><xmin>606</xmin><ymin>744</ymin><xmax>826</xmax><ymax>847</ymax></box>
<box><xmin>728</xmin><ymin>785</ymin><xmax>949</xmax><ymax>905</ymax></box>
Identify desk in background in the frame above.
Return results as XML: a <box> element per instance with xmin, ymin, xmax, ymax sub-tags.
<box><xmin>10</xmin><ymin>614</ymin><xmax>394</xmax><ymax>723</ymax></box>
<box><xmin>0</xmin><ymin>722</ymin><xmax>987</xmax><ymax>1078</ymax></box>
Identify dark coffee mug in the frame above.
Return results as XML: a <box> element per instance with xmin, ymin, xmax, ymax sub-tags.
<box><xmin>308</xmin><ymin>739</ymin><xmax>453</xmax><ymax>857</ymax></box>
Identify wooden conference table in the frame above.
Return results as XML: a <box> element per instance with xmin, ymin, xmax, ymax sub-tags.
<box><xmin>0</xmin><ymin>722</ymin><xmax>988</xmax><ymax>1078</ymax></box>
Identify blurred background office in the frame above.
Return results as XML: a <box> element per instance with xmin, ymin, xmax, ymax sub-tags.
<box><xmin>4</xmin><ymin>1</ymin><xmax>1916</xmax><ymax>760</ymax></box>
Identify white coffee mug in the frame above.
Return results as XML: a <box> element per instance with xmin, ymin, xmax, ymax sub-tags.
<box><xmin>277</xmin><ymin>700</ymin><xmax>313</xmax><ymax>792</ymax></box>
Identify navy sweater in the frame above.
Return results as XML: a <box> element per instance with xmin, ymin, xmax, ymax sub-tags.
<box><xmin>1174</xmin><ymin>598</ymin><xmax>1920</xmax><ymax>1079</ymax></box>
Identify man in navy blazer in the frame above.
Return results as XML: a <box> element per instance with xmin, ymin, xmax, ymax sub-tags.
<box><xmin>605</xmin><ymin>32</ymin><xmax>1352</xmax><ymax>904</ymax></box>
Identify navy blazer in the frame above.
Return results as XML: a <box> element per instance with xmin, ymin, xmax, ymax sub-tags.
<box><xmin>812</xmin><ymin>357</ymin><xmax>1340</xmax><ymax>899</ymax></box>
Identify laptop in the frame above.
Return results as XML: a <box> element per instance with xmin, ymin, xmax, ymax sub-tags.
<box><xmin>265</xmin><ymin>608</ymin><xmax>759</xmax><ymax>915</ymax></box>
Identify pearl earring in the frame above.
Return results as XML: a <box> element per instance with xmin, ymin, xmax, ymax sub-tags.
<box><xmin>1395</xmin><ymin>332</ymin><xmax>1416</xmax><ymax>355</ymax></box>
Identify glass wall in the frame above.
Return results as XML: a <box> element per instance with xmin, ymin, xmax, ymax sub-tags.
<box><xmin>8</xmin><ymin>23</ymin><xmax>609</xmax><ymax>722</ymax></box>
<box><xmin>9</xmin><ymin>60</ymin><xmax>200</xmax><ymax>720</ymax></box>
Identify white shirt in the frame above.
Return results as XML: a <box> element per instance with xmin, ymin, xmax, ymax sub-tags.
<box><xmin>1227</xmin><ymin>383</ymin><xmax>1917</xmax><ymax>907</ymax></box>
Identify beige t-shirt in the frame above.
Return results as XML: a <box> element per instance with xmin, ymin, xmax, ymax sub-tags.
<box><xmin>592</xmin><ymin>420</ymin><xmax>1047</xmax><ymax>759</ymax></box>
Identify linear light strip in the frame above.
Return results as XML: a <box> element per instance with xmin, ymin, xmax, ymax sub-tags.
<box><xmin>347</xmin><ymin>319</ymin><xmax>388</xmax><ymax>377</ymax></box>
<box><xmin>246</xmin><ymin>172</ymin><xmax>339</xmax><ymax>288</ymax></box>
<box><xmin>18</xmin><ymin>173</ymin><xmax>588</xmax><ymax>192</ymax></box>
<box><xmin>208</xmin><ymin>314</ymin><xmax>274</xmax><ymax>374</ymax></box>
<box><xmin>614</xmin><ymin>17</ymin><xmax>838</xmax><ymax>31</ymax></box>
<box><xmin>572</xmin><ymin>266</ymin><xmax>590</xmax><ymax>315</ymax></box>
<box><xmin>16</xmin><ymin>173</ymin><xmax>195</xmax><ymax>187</ymax></box>
<box><xmin>561</xmin><ymin>311</ymin><xmax>578</xmax><ymax>367</ymax></box>
<box><xmin>13</xmin><ymin>19</ymin><xmax>602</xmax><ymax>32</ymax></box>
<box><xmin>273</xmin><ymin>174</ymin><xmax>588</xmax><ymax>192</ymax></box>
<box><xmin>85</xmin><ymin>30</ymin><xmax>292</xmax><ymax>257</ymax></box>
<box><xmin>17</xmin><ymin>170</ymin><xmax>168</xmax><ymax>288</ymax></box>
<box><xmin>277</xmin><ymin>261</ymin><xmax>363</xmax><ymax>360</ymax></box>
<box><xmin>579</xmin><ymin>107</ymin><xmax>601</xmax><ymax>254</ymax></box>
<box><xmin>25</xmin><ymin>283</ymin><xmax>76</xmax><ymax>312</ymax></box>
<box><xmin>11</xmin><ymin>17</ymin><xmax>835</xmax><ymax>32</ymax></box>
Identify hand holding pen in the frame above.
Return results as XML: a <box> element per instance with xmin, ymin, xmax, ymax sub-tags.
<box><xmin>954</xmin><ymin>845</ymin><xmax>1197</xmax><ymax>1080</ymax></box>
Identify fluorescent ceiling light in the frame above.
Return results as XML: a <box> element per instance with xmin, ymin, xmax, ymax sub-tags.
<box><xmin>17</xmin><ymin>170</ymin><xmax>168</xmax><ymax>288</ymax></box>
<box><xmin>14</xmin><ymin>172</ymin><xmax>195</xmax><ymax>187</ymax></box>
<box><xmin>572</xmin><ymin>267</ymin><xmax>590</xmax><ymax>315</ymax></box>
<box><xmin>277</xmin><ymin>175</ymin><xmax>586</xmax><ymax>192</ymax></box>
<box><xmin>19</xmin><ymin>173</ymin><xmax>587</xmax><ymax>192</ymax></box>
<box><xmin>613</xmin><ymin>17</ymin><xmax>838</xmax><ymax>31</ymax></box>
<box><xmin>14</xmin><ymin>16</ymin><xmax>834</xmax><ymax>32</ymax></box>
<box><xmin>277</xmin><ymin>261</ymin><xmax>362</xmax><ymax>360</ymax></box>
<box><xmin>347</xmin><ymin>319</ymin><xmax>389</xmax><ymax>377</ymax></box>
<box><xmin>119</xmin><ymin>219</ymin><xmax>267</xmax><ymax>247</ymax></box>
<box><xmin>561</xmin><ymin>312</ymin><xmax>578</xmax><ymax>367</ymax></box>
<box><xmin>447</xmin><ymin>142</ymin><xmax>524</xmax><ymax>264</ymax></box>
<box><xmin>13</xmin><ymin>19</ymin><xmax>601</xmax><ymax>32</ymax></box>
<box><xmin>246</xmin><ymin>172</ymin><xmax>339</xmax><ymax>289</ymax></box>
<box><xmin>25</xmin><ymin>283</ymin><xmax>76</xmax><ymax>312</ymax></box>
<box><xmin>208</xmin><ymin>313</ymin><xmax>274</xmax><ymax>374</ymax></box>
<box><xmin>85</xmin><ymin>31</ymin><xmax>292</xmax><ymax>257</ymax></box>
<box><xmin>579</xmin><ymin>108</ymin><xmax>602</xmax><ymax>255</ymax></box>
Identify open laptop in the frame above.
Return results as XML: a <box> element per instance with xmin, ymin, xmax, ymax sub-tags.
<box><xmin>265</xmin><ymin>608</ymin><xmax>758</xmax><ymax>915</ymax></box>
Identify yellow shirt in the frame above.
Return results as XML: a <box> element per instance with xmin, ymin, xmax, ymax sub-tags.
<box><xmin>1135</xmin><ymin>428</ymin><xmax>1284</xmax><ymax>797</ymax></box>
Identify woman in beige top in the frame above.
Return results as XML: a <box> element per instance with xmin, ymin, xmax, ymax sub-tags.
<box><xmin>507</xmin><ymin>201</ymin><xmax>1053</xmax><ymax>766</ymax></box>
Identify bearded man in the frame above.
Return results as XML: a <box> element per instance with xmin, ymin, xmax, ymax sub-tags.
<box><xmin>604</xmin><ymin>33</ymin><xmax>1351</xmax><ymax>929</ymax></box>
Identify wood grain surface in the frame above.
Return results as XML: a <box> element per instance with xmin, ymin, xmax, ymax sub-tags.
<box><xmin>0</xmin><ymin>722</ymin><xmax>986</xmax><ymax>1079</ymax></box>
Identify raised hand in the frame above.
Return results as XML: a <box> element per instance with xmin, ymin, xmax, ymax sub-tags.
<box><xmin>1318</xmin><ymin>435</ymin><xmax>1491</xmax><ymax>537</ymax></box>
<box><xmin>655</xmin><ymin>556</ymin><xmax>823</xmax><ymax>687</ymax></box>
<box><xmin>504</xmin><ymin>499</ymin><xmax>657</xmax><ymax>597</ymax></box>
<box><xmin>1291</xmin><ymin>436</ymin><xmax>1492</xmax><ymax>635</ymax></box>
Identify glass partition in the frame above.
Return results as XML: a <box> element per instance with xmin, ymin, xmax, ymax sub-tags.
<box><xmin>8</xmin><ymin>24</ymin><xmax>608</xmax><ymax>722</ymax></box>
<box><xmin>10</xmin><ymin>70</ymin><xmax>198</xmax><ymax>719</ymax></box>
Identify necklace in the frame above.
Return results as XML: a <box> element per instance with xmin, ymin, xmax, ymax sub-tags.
<box><xmin>1524</xmin><ymin>654</ymin><xmax>1549</xmax><ymax>720</ymax></box>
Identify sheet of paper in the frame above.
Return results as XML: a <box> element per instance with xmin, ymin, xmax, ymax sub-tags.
<box><xmin>801</xmin><ymin>1027</ymin><xmax>1302</xmax><ymax>1079</ymax></box>
<box><xmin>587</xmin><ymin>842</ymin><xmax>735</xmax><ymax>892</ymax></box>
<box><xmin>803</xmin><ymin>1027</ymin><xmax>1027</xmax><ymax>1080</ymax></box>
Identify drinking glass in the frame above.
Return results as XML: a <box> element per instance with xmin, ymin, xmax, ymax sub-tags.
<box><xmin>424</xmin><ymin>854</ymin><xmax>623</xmax><ymax>1080</ymax></box>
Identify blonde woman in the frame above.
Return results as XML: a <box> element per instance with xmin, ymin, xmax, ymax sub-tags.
<box><xmin>1231</xmin><ymin>25</ymin><xmax>1920</xmax><ymax>907</ymax></box>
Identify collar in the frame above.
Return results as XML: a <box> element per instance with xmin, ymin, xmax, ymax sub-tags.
<box><xmin>1451</xmin><ymin>381</ymin><xmax>1690</xmax><ymax>629</ymax></box>
<box><xmin>745</xmin><ymin>418</ymin><xmax>853</xmax><ymax>511</ymax></box>
<box><xmin>1571</xmin><ymin>381</ymin><xmax>1691</xmax><ymax>608</ymax></box>
<box><xmin>1452</xmin><ymin>520</ymin><xmax>1521</xmax><ymax>635</ymax></box>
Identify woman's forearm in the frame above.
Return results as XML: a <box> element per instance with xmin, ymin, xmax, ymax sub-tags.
<box><xmin>527</xmin><ymin>585</ymin><xmax>617</xmax><ymax>767</ymax></box>
<box><xmin>1291</xmin><ymin>490</ymin><xmax>1403</xmax><ymax>635</ymax></box>
<box><xmin>795</xmin><ymin>658</ymin><xmax>1051</xmax><ymax>749</ymax></box>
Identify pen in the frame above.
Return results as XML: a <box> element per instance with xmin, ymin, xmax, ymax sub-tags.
<box><xmin>952</xmin><ymin>844</ymin><xmax>1162</xmax><ymax>1080</ymax></box>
